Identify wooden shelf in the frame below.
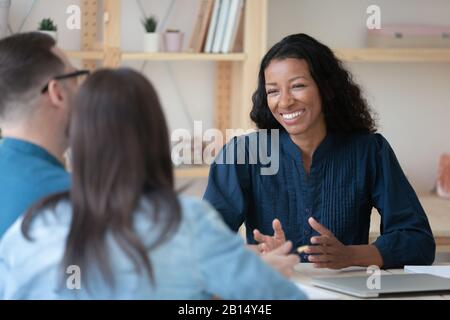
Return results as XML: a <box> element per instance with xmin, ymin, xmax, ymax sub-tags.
<box><xmin>66</xmin><ymin>51</ymin><xmax>104</xmax><ymax>60</ymax></box>
<box><xmin>334</xmin><ymin>48</ymin><xmax>450</xmax><ymax>62</ymax></box>
<box><xmin>66</xmin><ymin>48</ymin><xmax>450</xmax><ymax>63</ymax></box>
<box><xmin>122</xmin><ymin>52</ymin><xmax>246</xmax><ymax>61</ymax></box>
<box><xmin>175</xmin><ymin>166</ymin><xmax>210</xmax><ymax>178</ymax></box>
<box><xmin>66</xmin><ymin>50</ymin><xmax>246</xmax><ymax>62</ymax></box>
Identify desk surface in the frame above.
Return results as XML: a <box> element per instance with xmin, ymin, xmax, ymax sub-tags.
<box><xmin>291</xmin><ymin>263</ymin><xmax>450</xmax><ymax>300</ymax></box>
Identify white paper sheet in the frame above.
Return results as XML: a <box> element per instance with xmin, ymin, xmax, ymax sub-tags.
<box><xmin>404</xmin><ymin>265</ymin><xmax>450</xmax><ymax>278</ymax></box>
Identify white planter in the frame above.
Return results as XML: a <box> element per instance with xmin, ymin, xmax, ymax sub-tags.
<box><xmin>0</xmin><ymin>0</ymin><xmax>10</xmax><ymax>39</ymax></box>
<box><xmin>39</xmin><ymin>30</ymin><xmax>58</xmax><ymax>41</ymax></box>
<box><xmin>144</xmin><ymin>33</ymin><xmax>159</xmax><ymax>52</ymax></box>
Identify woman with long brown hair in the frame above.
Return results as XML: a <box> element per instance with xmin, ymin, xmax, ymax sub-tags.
<box><xmin>0</xmin><ymin>68</ymin><xmax>305</xmax><ymax>299</ymax></box>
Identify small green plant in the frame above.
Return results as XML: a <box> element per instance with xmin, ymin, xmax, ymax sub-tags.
<box><xmin>142</xmin><ymin>16</ymin><xmax>157</xmax><ymax>33</ymax></box>
<box><xmin>38</xmin><ymin>18</ymin><xmax>57</xmax><ymax>31</ymax></box>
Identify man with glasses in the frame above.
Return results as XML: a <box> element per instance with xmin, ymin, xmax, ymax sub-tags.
<box><xmin>0</xmin><ymin>32</ymin><xmax>88</xmax><ymax>238</ymax></box>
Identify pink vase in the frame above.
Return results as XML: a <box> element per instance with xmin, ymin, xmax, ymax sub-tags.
<box><xmin>437</xmin><ymin>154</ymin><xmax>450</xmax><ymax>199</ymax></box>
<box><xmin>164</xmin><ymin>32</ymin><xmax>184</xmax><ymax>52</ymax></box>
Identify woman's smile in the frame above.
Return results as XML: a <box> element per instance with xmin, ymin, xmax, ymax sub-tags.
<box><xmin>280</xmin><ymin>108</ymin><xmax>306</xmax><ymax>125</ymax></box>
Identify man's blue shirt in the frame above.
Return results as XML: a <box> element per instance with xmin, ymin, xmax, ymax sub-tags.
<box><xmin>0</xmin><ymin>138</ymin><xmax>70</xmax><ymax>238</ymax></box>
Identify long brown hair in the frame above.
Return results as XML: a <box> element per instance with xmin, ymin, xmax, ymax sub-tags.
<box><xmin>22</xmin><ymin>68</ymin><xmax>181</xmax><ymax>286</ymax></box>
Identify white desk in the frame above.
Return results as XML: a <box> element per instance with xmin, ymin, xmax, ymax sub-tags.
<box><xmin>291</xmin><ymin>263</ymin><xmax>450</xmax><ymax>300</ymax></box>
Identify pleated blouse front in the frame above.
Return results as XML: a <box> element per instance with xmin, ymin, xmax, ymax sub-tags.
<box><xmin>204</xmin><ymin>131</ymin><xmax>435</xmax><ymax>268</ymax></box>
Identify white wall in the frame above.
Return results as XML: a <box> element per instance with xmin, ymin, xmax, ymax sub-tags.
<box><xmin>8</xmin><ymin>0</ymin><xmax>81</xmax><ymax>50</ymax></box>
<box><xmin>6</xmin><ymin>0</ymin><xmax>450</xmax><ymax>192</ymax></box>
<box><xmin>268</xmin><ymin>0</ymin><xmax>450</xmax><ymax>193</ymax></box>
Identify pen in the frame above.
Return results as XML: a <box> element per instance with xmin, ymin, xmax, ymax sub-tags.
<box><xmin>297</xmin><ymin>245</ymin><xmax>308</xmax><ymax>254</ymax></box>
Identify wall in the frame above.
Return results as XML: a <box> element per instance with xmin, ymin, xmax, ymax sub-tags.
<box><xmin>8</xmin><ymin>0</ymin><xmax>81</xmax><ymax>50</ymax></box>
<box><xmin>5</xmin><ymin>0</ymin><xmax>450</xmax><ymax>192</ymax></box>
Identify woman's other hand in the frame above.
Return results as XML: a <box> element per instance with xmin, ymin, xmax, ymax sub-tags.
<box><xmin>260</xmin><ymin>241</ymin><xmax>299</xmax><ymax>278</ymax></box>
<box><xmin>253</xmin><ymin>218</ymin><xmax>287</xmax><ymax>253</ymax></box>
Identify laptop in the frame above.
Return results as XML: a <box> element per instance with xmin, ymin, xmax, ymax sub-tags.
<box><xmin>310</xmin><ymin>273</ymin><xmax>450</xmax><ymax>298</ymax></box>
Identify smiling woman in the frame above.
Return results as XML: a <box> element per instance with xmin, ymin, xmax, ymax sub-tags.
<box><xmin>263</xmin><ymin>58</ymin><xmax>326</xmax><ymax>174</ymax></box>
<box><xmin>203</xmin><ymin>33</ymin><xmax>436</xmax><ymax>270</ymax></box>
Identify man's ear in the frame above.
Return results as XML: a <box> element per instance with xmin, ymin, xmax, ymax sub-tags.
<box><xmin>47</xmin><ymin>80</ymin><xmax>65</xmax><ymax>108</ymax></box>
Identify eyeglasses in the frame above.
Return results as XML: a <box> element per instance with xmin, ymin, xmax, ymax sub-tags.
<box><xmin>41</xmin><ymin>69</ymin><xmax>91</xmax><ymax>94</ymax></box>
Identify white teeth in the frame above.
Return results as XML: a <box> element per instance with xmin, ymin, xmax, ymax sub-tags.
<box><xmin>282</xmin><ymin>110</ymin><xmax>305</xmax><ymax>120</ymax></box>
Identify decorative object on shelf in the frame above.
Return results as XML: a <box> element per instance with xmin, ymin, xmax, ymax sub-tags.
<box><xmin>367</xmin><ymin>25</ymin><xmax>450</xmax><ymax>48</ymax></box>
<box><xmin>0</xmin><ymin>0</ymin><xmax>10</xmax><ymax>39</ymax></box>
<box><xmin>437</xmin><ymin>154</ymin><xmax>450</xmax><ymax>199</ymax></box>
<box><xmin>164</xmin><ymin>29</ymin><xmax>184</xmax><ymax>52</ymax></box>
<box><xmin>142</xmin><ymin>15</ymin><xmax>159</xmax><ymax>52</ymax></box>
<box><xmin>171</xmin><ymin>136</ymin><xmax>220</xmax><ymax>168</ymax></box>
<box><xmin>38</xmin><ymin>18</ymin><xmax>58</xmax><ymax>41</ymax></box>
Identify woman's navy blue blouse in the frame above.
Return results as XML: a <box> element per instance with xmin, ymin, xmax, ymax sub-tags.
<box><xmin>203</xmin><ymin>131</ymin><xmax>435</xmax><ymax>268</ymax></box>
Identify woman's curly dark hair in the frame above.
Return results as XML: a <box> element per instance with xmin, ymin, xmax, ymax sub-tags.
<box><xmin>250</xmin><ymin>33</ymin><xmax>377</xmax><ymax>133</ymax></box>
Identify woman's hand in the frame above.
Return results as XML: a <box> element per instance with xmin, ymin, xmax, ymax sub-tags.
<box><xmin>260</xmin><ymin>241</ymin><xmax>299</xmax><ymax>278</ymax></box>
<box><xmin>305</xmin><ymin>217</ymin><xmax>354</xmax><ymax>269</ymax></box>
<box><xmin>253</xmin><ymin>219</ymin><xmax>286</xmax><ymax>254</ymax></box>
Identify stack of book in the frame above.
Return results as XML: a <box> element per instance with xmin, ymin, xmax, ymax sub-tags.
<box><xmin>188</xmin><ymin>0</ymin><xmax>245</xmax><ymax>54</ymax></box>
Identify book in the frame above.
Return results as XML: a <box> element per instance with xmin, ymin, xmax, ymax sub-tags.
<box><xmin>231</xmin><ymin>4</ymin><xmax>244</xmax><ymax>53</ymax></box>
<box><xmin>188</xmin><ymin>0</ymin><xmax>215</xmax><ymax>53</ymax></box>
<box><xmin>220</xmin><ymin>0</ymin><xmax>243</xmax><ymax>53</ymax></box>
<box><xmin>211</xmin><ymin>0</ymin><xmax>232</xmax><ymax>53</ymax></box>
<box><xmin>204</xmin><ymin>0</ymin><xmax>222</xmax><ymax>53</ymax></box>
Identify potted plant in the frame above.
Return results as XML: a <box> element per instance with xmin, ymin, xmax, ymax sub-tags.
<box><xmin>38</xmin><ymin>18</ymin><xmax>58</xmax><ymax>41</ymax></box>
<box><xmin>142</xmin><ymin>16</ymin><xmax>159</xmax><ymax>52</ymax></box>
<box><xmin>0</xmin><ymin>0</ymin><xmax>10</xmax><ymax>39</ymax></box>
<box><xmin>164</xmin><ymin>29</ymin><xmax>184</xmax><ymax>52</ymax></box>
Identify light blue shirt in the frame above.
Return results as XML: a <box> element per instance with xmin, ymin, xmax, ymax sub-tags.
<box><xmin>0</xmin><ymin>196</ymin><xmax>306</xmax><ymax>300</ymax></box>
